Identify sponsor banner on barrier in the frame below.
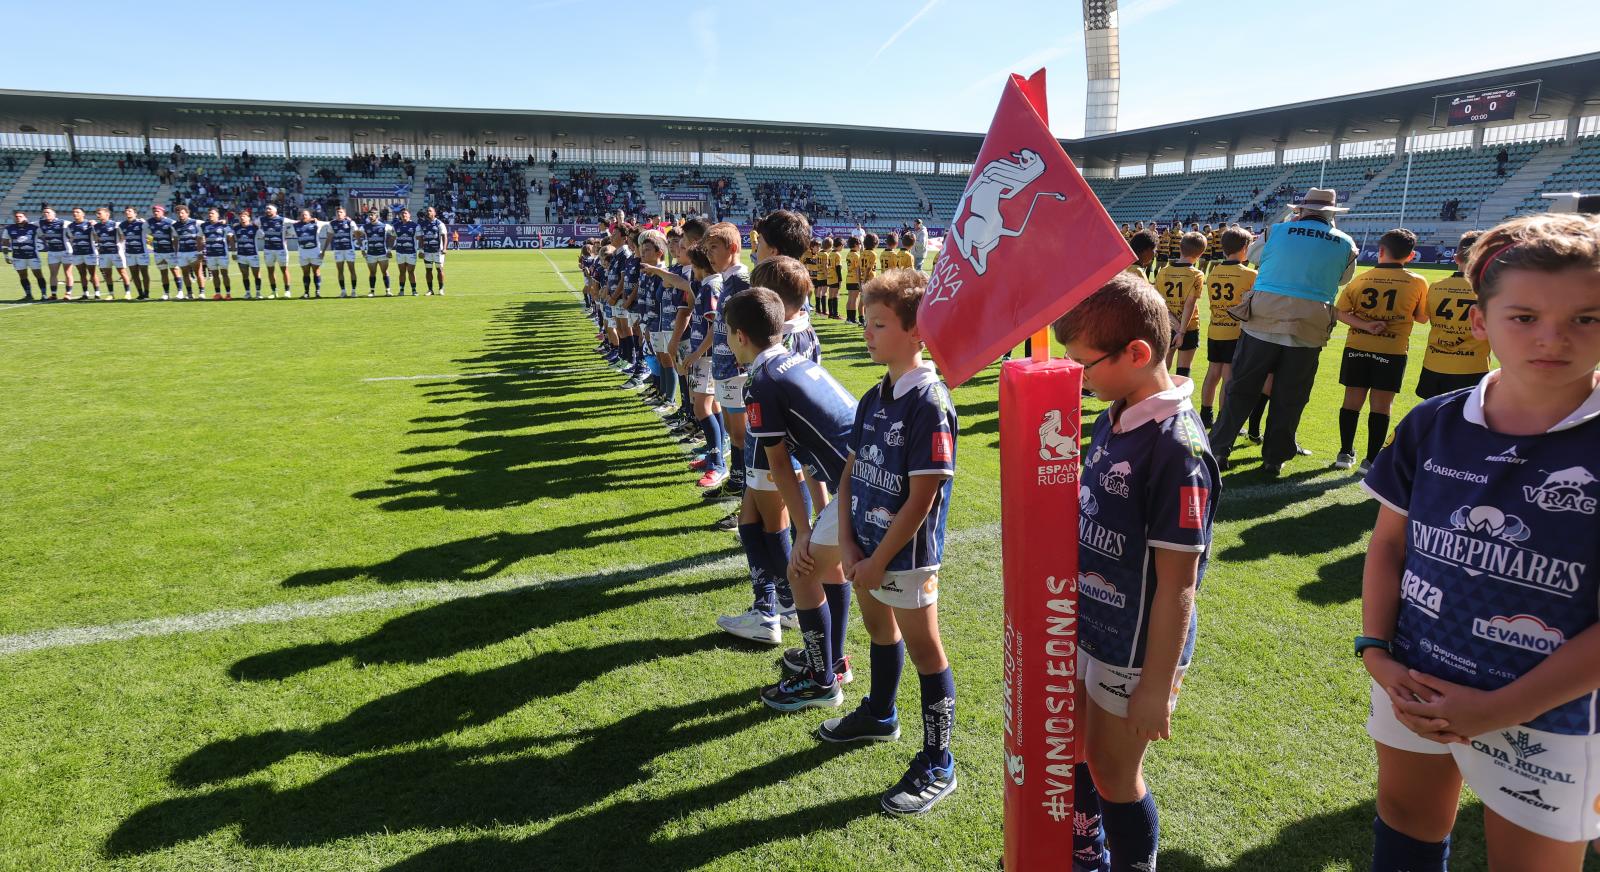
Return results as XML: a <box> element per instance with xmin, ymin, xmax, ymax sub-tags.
<box><xmin>447</xmin><ymin>224</ymin><xmax>577</xmax><ymax>249</ymax></box>
<box><xmin>659</xmin><ymin>191</ymin><xmax>706</xmax><ymax>202</ymax></box>
<box><xmin>1000</xmin><ymin>356</ymin><xmax>1083</xmax><ymax>872</ymax></box>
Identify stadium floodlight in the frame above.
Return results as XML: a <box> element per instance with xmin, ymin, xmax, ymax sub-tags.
<box><xmin>1082</xmin><ymin>0</ymin><xmax>1120</xmax><ymax>136</ymax></box>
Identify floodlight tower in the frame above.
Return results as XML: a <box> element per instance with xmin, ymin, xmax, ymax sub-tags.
<box><xmin>1083</xmin><ymin>0</ymin><xmax>1120</xmax><ymax>136</ymax></box>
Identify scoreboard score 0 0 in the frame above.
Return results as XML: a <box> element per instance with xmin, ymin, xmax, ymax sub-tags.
<box><xmin>1448</xmin><ymin>88</ymin><xmax>1518</xmax><ymax>126</ymax></box>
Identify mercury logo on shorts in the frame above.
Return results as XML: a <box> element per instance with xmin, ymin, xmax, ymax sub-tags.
<box><xmin>1498</xmin><ymin>786</ymin><xmax>1559</xmax><ymax>812</ymax></box>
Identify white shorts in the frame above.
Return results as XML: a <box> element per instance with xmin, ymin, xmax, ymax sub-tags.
<box><xmin>65</xmin><ymin>253</ymin><xmax>92</xmax><ymax>267</ymax></box>
<box><xmin>1366</xmin><ymin>680</ymin><xmax>1600</xmax><ymax>841</ymax></box>
<box><xmin>364</xmin><ymin>252</ymin><xmax>390</xmax><ymax>265</ymax></box>
<box><xmin>869</xmin><ymin>566</ymin><xmax>941</xmax><ymax>610</ymax></box>
<box><xmin>331</xmin><ymin>249</ymin><xmax>356</xmax><ymax>263</ymax></box>
<box><xmin>297</xmin><ymin>250</ymin><xmax>322</xmax><ymax>267</ymax></box>
<box><xmin>11</xmin><ymin>257</ymin><xmax>41</xmax><ymax>271</ymax></box>
<box><xmin>235</xmin><ymin>255</ymin><xmax>260</xmax><ymax>268</ymax></box>
<box><xmin>172</xmin><ymin>252</ymin><xmax>198</xmax><ymax>267</ymax></box>
<box><xmin>624</xmin><ymin>311</ymin><xmax>642</xmax><ymax>328</ymax></box>
<box><xmin>715</xmin><ymin>374</ymin><xmax>747</xmax><ymax>411</ymax></box>
<box><xmin>810</xmin><ymin>500</ymin><xmax>840</xmax><ymax>548</ymax></box>
<box><xmin>203</xmin><ymin>254</ymin><xmax>227</xmax><ymax>268</ymax></box>
<box><xmin>650</xmin><ymin>333</ymin><xmax>671</xmax><ymax>354</ymax></box>
<box><xmin>422</xmin><ymin>251</ymin><xmax>445</xmax><ymax>265</ymax></box>
<box><xmin>98</xmin><ymin>252</ymin><xmax>125</xmax><ymax>269</ymax></box>
<box><xmin>125</xmin><ymin>253</ymin><xmax>149</xmax><ymax>266</ymax></box>
<box><xmin>151</xmin><ymin>252</ymin><xmax>175</xmax><ymax>268</ymax></box>
<box><xmin>689</xmin><ymin>357</ymin><xmax>715</xmax><ymax>395</ymax></box>
<box><xmin>42</xmin><ymin>250</ymin><xmax>69</xmax><ymax>266</ymax></box>
<box><xmin>1079</xmin><ymin>650</ymin><xmax>1186</xmax><ymax>719</ymax></box>
<box><xmin>395</xmin><ymin>252</ymin><xmax>417</xmax><ymax>265</ymax></box>
<box><xmin>261</xmin><ymin>249</ymin><xmax>288</xmax><ymax>266</ymax></box>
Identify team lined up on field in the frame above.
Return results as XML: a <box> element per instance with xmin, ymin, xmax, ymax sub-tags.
<box><xmin>3</xmin><ymin>204</ymin><xmax>454</xmax><ymax>301</ymax></box>
<box><xmin>1118</xmin><ymin>221</ymin><xmax>1491</xmax><ymax>471</ymax></box>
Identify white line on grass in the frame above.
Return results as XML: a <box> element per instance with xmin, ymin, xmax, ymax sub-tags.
<box><xmin>0</xmin><ymin>525</ymin><xmax>1000</xmax><ymax>658</ymax></box>
<box><xmin>540</xmin><ymin>251</ymin><xmax>582</xmax><ymax>299</ymax></box>
<box><xmin>0</xmin><ymin>302</ymin><xmax>39</xmax><ymax>314</ymax></box>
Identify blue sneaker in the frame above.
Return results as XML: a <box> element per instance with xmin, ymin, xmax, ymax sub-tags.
<box><xmin>760</xmin><ymin>673</ymin><xmax>844</xmax><ymax>712</ymax></box>
<box><xmin>817</xmin><ymin>698</ymin><xmax>900</xmax><ymax>744</ymax></box>
<box><xmin>880</xmin><ymin>751</ymin><xmax>958</xmax><ymax>816</ymax></box>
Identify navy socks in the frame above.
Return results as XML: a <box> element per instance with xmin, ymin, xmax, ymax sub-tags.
<box><xmin>867</xmin><ymin>641</ymin><xmax>904</xmax><ymax>720</ymax></box>
<box><xmin>918</xmin><ymin>668</ymin><xmax>955</xmax><ymax>769</ymax></box>
<box><xmin>1101</xmin><ymin>793</ymin><xmax>1158</xmax><ymax>872</ymax></box>
<box><xmin>796</xmin><ymin>605</ymin><xmax>833</xmax><ymax>685</ymax></box>
<box><xmin>1371</xmin><ymin>816</ymin><xmax>1449</xmax><ymax>872</ymax></box>
<box><xmin>738</xmin><ymin>523</ymin><xmax>776</xmax><ymax>615</ymax></box>
<box><xmin>823</xmin><ymin>582</ymin><xmax>851</xmax><ymax>664</ymax></box>
<box><xmin>1073</xmin><ymin>762</ymin><xmax>1110</xmax><ymax>872</ymax></box>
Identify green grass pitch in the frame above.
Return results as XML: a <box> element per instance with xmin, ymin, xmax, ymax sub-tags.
<box><xmin>1</xmin><ymin>254</ymin><xmax>1591</xmax><ymax>871</ymax></box>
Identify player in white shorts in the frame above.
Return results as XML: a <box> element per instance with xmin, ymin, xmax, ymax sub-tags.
<box><xmin>324</xmin><ymin>205</ymin><xmax>359</xmax><ymax>296</ymax></box>
<box><xmin>4</xmin><ymin>210</ymin><xmax>46</xmax><ymax>299</ymax></box>
<box><xmin>36</xmin><ymin>207</ymin><xmax>73</xmax><ymax>299</ymax></box>
<box><xmin>357</xmin><ymin>209</ymin><xmax>393</xmax><ymax>296</ymax></box>
<box><xmin>418</xmin><ymin>206</ymin><xmax>447</xmax><ymax>294</ymax></box>
<box><xmin>292</xmin><ymin>208</ymin><xmax>328</xmax><ymax>297</ymax></box>
<box><xmin>169</xmin><ymin>205</ymin><xmax>206</xmax><ymax>298</ymax></box>
<box><xmin>257</xmin><ymin>204</ymin><xmax>290</xmax><ymax>297</ymax></box>
<box><xmin>65</xmin><ymin>207</ymin><xmax>103</xmax><ymax>298</ymax></box>
<box><xmin>390</xmin><ymin>208</ymin><xmax>419</xmax><ymax>295</ymax></box>
<box><xmin>92</xmin><ymin>207</ymin><xmax>131</xmax><ymax>299</ymax></box>
<box><xmin>230</xmin><ymin>211</ymin><xmax>263</xmax><ymax>298</ymax></box>
<box><xmin>118</xmin><ymin>207</ymin><xmax>151</xmax><ymax>300</ymax></box>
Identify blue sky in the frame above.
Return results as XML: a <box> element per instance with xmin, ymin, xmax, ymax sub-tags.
<box><xmin>9</xmin><ymin>1</ymin><xmax>1599</xmax><ymax>139</ymax></box>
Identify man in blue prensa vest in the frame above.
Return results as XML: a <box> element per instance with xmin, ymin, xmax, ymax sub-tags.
<box><xmin>1207</xmin><ymin>188</ymin><xmax>1358</xmax><ymax>476</ymax></box>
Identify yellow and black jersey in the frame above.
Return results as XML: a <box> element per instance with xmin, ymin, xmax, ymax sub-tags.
<box><xmin>1336</xmin><ymin>265</ymin><xmax>1430</xmax><ymax>355</ymax></box>
<box><xmin>860</xmin><ymin>249</ymin><xmax>879</xmax><ymax>283</ymax></box>
<box><xmin>802</xmin><ymin>252</ymin><xmax>821</xmax><ymax>283</ymax></box>
<box><xmin>1206</xmin><ymin>230</ymin><xmax>1222</xmax><ymax>260</ymax></box>
<box><xmin>1423</xmin><ymin>272</ymin><xmax>1491</xmax><ymax>374</ymax></box>
<box><xmin>827</xmin><ymin>250</ymin><xmax>843</xmax><ymax>284</ymax></box>
<box><xmin>1156</xmin><ymin>232</ymin><xmax>1173</xmax><ymax>260</ymax></box>
<box><xmin>1204</xmin><ymin>261</ymin><xmax>1255</xmax><ymax>341</ymax></box>
<box><xmin>846</xmin><ymin>250</ymin><xmax>864</xmax><ymax>286</ymax></box>
<box><xmin>1154</xmin><ymin>262</ymin><xmax>1204</xmax><ymax>331</ymax></box>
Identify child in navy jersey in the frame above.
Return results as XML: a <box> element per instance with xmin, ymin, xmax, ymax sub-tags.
<box><xmin>1361</xmin><ymin>213</ymin><xmax>1600</xmax><ymax>872</ymax></box>
<box><xmin>1053</xmin><ymin>271</ymin><xmax>1221</xmax><ymax>872</ymax></box>
<box><xmin>822</xmin><ymin>268</ymin><xmax>961</xmax><ymax>817</ymax></box>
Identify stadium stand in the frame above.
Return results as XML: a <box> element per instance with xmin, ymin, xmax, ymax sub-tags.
<box><xmin>911</xmin><ymin>173</ymin><xmax>965</xmax><ymax>218</ymax></box>
<box><xmin>1516</xmin><ymin>135</ymin><xmax>1600</xmax><ymax>214</ymax></box>
<box><xmin>744</xmin><ymin>168</ymin><xmax>839</xmax><ymax>222</ymax></box>
<box><xmin>10</xmin><ymin>151</ymin><xmax>161</xmax><ymax>213</ymax></box>
<box><xmin>1103</xmin><ymin>172</ymin><xmax>1197</xmax><ymax>224</ymax></box>
<box><xmin>1157</xmin><ymin>164</ymin><xmax>1287</xmax><ymax>225</ymax></box>
<box><xmin>830</xmin><ymin>171</ymin><xmax>924</xmax><ymax>223</ymax></box>
<box><xmin>1349</xmin><ymin>143</ymin><xmax>1541</xmax><ymax>227</ymax></box>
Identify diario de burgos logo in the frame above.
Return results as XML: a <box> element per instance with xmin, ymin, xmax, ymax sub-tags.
<box><xmin>1523</xmin><ymin>466</ymin><xmax>1598</xmax><ymax>515</ymax></box>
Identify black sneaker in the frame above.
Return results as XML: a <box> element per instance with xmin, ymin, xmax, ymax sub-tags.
<box><xmin>713</xmin><ymin>509</ymin><xmax>740</xmax><ymax>532</ymax></box>
<box><xmin>818</xmin><ymin>698</ymin><xmax>900</xmax><ymax>744</ymax></box>
<box><xmin>781</xmin><ymin>648</ymin><xmax>854</xmax><ymax>684</ymax></box>
<box><xmin>760</xmin><ymin>674</ymin><xmax>844</xmax><ymax>712</ymax></box>
<box><xmin>880</xmin><ymin>752</ymin><xmax>958</xmax><ymax>817</ymax></box>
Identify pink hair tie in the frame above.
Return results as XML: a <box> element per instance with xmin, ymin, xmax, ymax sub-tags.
<box><xmin>1473</xmin><ymin>241</ymin><xmax>1519</xmax><ymax>287</ymax></box>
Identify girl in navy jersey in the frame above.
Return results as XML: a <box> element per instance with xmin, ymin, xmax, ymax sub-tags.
<box><xmin>1361</xmin><ymin>213</ymin><xmax>1600</xmax><ymax>871</ymax></box>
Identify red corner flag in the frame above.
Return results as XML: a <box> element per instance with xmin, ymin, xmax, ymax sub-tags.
<box><xmin>919</xmin><ymin>70</ymin><xmax>1133</xmax><ymax>387</ymax></box>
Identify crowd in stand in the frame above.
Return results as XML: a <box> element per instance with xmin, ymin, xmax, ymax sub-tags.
<box><xmin>547</xmin><ymin>167</ymin><xmax>646</xmax><ymax>223</ymax></box>
<box><xmin>426</xmin><ymin>156</ymin><xmax>531</xmax><ymax>224</ymax></box>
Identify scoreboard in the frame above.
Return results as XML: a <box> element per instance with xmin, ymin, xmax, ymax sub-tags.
<box><xmin>1446</xmin><ymin>88</ymin><xmax>1519</xmax><ymax>126</ymax></box>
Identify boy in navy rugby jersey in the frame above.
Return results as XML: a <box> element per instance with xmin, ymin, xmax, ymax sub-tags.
<box><xmin>676</xmin><ymin>244</ymin><xmax>729</xmax><ymax>489</ymax></box>
<box><xmin>723</xmin><ymin>287</ymin><xmax>857</xmax><ymax>702</ymax></box>
<box><xmin>704</xmin><ymin>223</ymin><xmax>754</xmax><ymax>504</ymax></box>
<box><xmin>821</xmin><ymin>269</ymin><xmax>962</xmax><ymax>817</ymax></box>
<box><xmin>1053</xmin><ymin>272</ymin><xmax>1221</xmax><ymax>872</ymax></box>
<box><xmin>1360</xmin><ymin>213</ymin><xmax>1600</xmax><ymax>872</ymax></box>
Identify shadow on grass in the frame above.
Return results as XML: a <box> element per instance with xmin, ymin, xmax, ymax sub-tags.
<box><xmin>247</xmin><ymin>548</ymin><xmax>739</xmax><ymax>679</ymax></box>
<box><xmin>107</xmin><ymin>683</ymin><xmax>871</xmax><ymax>869</ymax></box>
<box><xmin>1160</xmin><ymin>798</ymin><xmax>1493</xmax><ymax>872</ymax></box>
<box><xmin>1219</xmin><ymin>495</ymin><xmax>1377</xmax><ymax>563</ymax></box>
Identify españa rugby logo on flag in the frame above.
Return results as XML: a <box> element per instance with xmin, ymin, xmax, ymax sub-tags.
<box><xmin>919</xmin><ymin>69</ymin><xmax>1134</xmax><ymax>387</ymax></box>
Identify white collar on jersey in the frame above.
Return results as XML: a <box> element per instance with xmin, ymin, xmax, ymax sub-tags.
<box><xmin>752</xmin><ymin>345</ymin><xmax>787</xmax><ymax>370</ymax></box>
<box><xmin>889</xmin><ymin>362</ymin><xmax>941</xmax><ymax>400</ymax></box>
<box><xmin>1464</xmin><ymin>369</ymin><xmax>1600</xmax><ymax>433</ymax></box>
<box><xmin>1111</xmin><ymin>376</ymin><xmax>1195</xmax><ymax>434</ymax></box>
<box><xmin>719</xmin><ymin>262</ymin><xmax>744</xmax><ymax>280</ymax></box>
<box><xmin>782</xmin><ymin>310</ymin><xmax>811</xmax><ymax>335</ymax></box>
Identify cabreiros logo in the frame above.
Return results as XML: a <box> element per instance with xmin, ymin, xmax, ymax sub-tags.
<box><xmin>1423</xmin><ymin>458</ymin><xmax>1488</xmax><ymax>484</ymax></box>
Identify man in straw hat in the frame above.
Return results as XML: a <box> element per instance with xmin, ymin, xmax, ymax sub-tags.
<box><xmin>1207</xmin><ymin>187</ymin><xmax>1358</xmax><ymax>475</ymax></box>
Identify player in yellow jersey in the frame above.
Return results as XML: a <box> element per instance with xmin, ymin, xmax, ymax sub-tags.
<box><xmin>1153</xmin><ymin>231</ymin><xmax>1205</xmax><ymax>376</ymax></box>
<box><xmin>1206</xmin><ymin>225</ymin><xmax>1223</xmax><ymax>266</ymax></box>
<box><xmin>844</xmin><ymin>236</ymin><xmax>864</xmax><ymax>324</ymax></box>
<box><xmin>880</xmin><ymin>232</ymin><xmax>898</xmax><ymax>273</ymax></box>
<box><xmin>854</xmin><ymin>232</ymin><xmax>878</xmax><ymax>326</ymax></box>
<box><xmin>1332</xmin><ymin>228</ymin><xmax>1430</xmax><ymax>471</ymax></box>
<box><xmin>803</xmin><ymin>237</ymin><xmax>824</xmax><ymax>310</ymax></box>
<box><xmin>1416</xmin><ymin>230</ymin><xmax>1492</xmax><ymax>399</ymax></box>
<box><xmin>1199</xmin><ymin>227</ymin><xmax>1255</xmax><ymax>428</ymax></box>
<box><xmin>1155</xmin><ymin>224</ymin><xmax>1173</xmax><ymax>267</ymax></box>
<box><xmin>1124</xmin><ymin>228</ymin><xmax>1158</xmax><ymax>280</ymax></box>
<box><xmin>1121</xmin><ymin>222</ymin><xmax>1133</xmax><ymax>240</ymax></box>
<box><xmin>1198</xmin><ymin>224</ymin><xmax>1214</xmax><ymax>269</ymax></box>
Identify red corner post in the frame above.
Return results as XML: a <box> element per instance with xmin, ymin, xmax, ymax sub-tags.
<box><xmin>1000</xmin><ymin>356</ymin><xmax>1082</xmax><ymax>871</ymax></box>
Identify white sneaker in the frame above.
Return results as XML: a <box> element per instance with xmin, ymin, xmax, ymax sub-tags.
<box><xmin>125</xmin><ymin>290</ymin><xmax>133</xmax><ymax>300</ymax></box>
<box><xmin>716</xmin><ymin>608</ymin><xmax>782</xmax><ymax>645</ymax></box>
<box><xmin>779</xmin><ymin>606</ymin><xmax>800</xmax><ymax>630</ymax></box>
<box><xmin>437</xmin><ymin>289</ymin><xmax>444</xmax><ymax>295</ymax></box>
<box><xmin>1333</xmin><ymin>451</ymin><xmax>1356</xmax><ymax>470</ymax></box>
<box><xmin>161</xmin><ymin>293</ymin><xmax>170</xmax><ymax>301</ymax></box>
<box><xmin>175</xmin><ymin>291</ymin><xmax>186</xmax><ymax>300</ymax></box>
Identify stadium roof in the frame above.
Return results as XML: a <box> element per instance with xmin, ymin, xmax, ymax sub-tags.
<box><xmin>1066</xmin><ymin>51</ymin><xmax>1600</xmax><ymax>171</ymax></box>
<box><xmin>2</xmin><ymin>52</ymin><xmax>1596</xmax><ymax>170</ymax></box>
<box><xmin>0</xmin><ymin>89</ymin><xmax>985</xmax><ymax>165</ymax></box>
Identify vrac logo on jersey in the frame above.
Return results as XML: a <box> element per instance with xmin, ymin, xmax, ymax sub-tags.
<box><xmin>1472</xmin><ymin>614</ymin><xmax>1566</xmax><ymax>654</ymax></box>
<box><xmin>884</xmin><ymin>421</ymin><xmax>906</xmax><ymax>447</ymax></box>
<box><xmin>1522</xmin><ymin>466</ymin><xmax>1598</xmax><ymax>515</ymax></box>
<box><xmin>1099</xmin><ymin>461</ymin><xmax>1132</xmax><ymax>498</ymax></box>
